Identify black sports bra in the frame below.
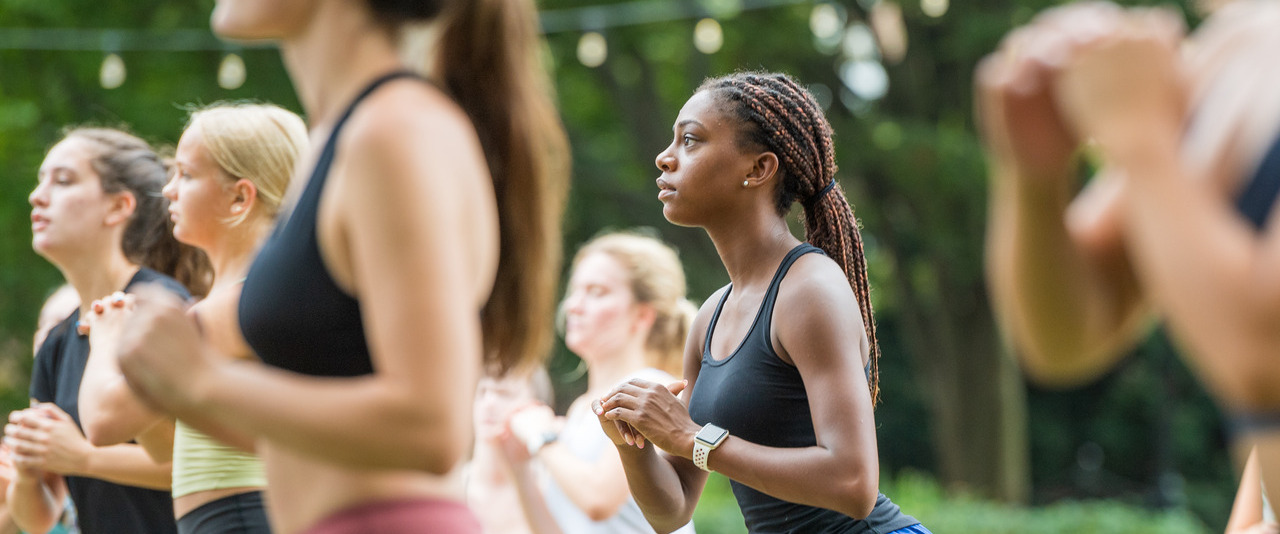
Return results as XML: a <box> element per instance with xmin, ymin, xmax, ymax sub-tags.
<box><xmin>1236</xmin><ymin>132</ymin><xmax>1280</xmax><ymax>229</ymax></box>
<box><xmin>239</xmin><ymin>71</ymin><xmax>424</xmax><ymax>377</ymax></box>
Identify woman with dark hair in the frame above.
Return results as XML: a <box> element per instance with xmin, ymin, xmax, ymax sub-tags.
<box><xmin>6</xmin><ymin>127</ymin><xmax>211</xmax><ymax>534</ymax></box>
<box><xmin>107</xmin><ymin>0</ymin><xmax>570</xmax><ymax>532</ymax></box>
<box><xmin>592</xmin><ymin>72</ymin><xmax>926</xmax><ymax>534</ymax></box>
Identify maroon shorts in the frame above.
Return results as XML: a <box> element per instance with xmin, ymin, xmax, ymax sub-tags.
<box><xmin>300</xmin><ymin>498</ymin><xmax>480</xmax><ymax>534</ymax></box>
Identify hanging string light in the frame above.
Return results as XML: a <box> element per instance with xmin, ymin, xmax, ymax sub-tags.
<box><xmin>218</xmin><ymin>52</ymin><xmax>246</xmax><ymax>89</ymax></box>
<box><xmin>99</xmin><ymin>53</ymin><xmax>126</xmax><ymax>89</ymax></box>
<box><xmin>693</xmin><ymin>18</ymin><xmax>723</xmax><ymax>54</ymax></box>
<box><xmin>577</xmin><ymin>32</ymin><xmax>608</xmax><ymax>67</ymax></box>
<box><xmin>921</xmin><ymin>0</ymin><xmax>948</xmax><ymax>18</ymax></box>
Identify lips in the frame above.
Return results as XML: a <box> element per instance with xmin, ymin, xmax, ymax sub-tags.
<box><xmin>30</xmin><ymin>213</ymin><xmax>49</xmax><ymax>232</ymax></box>
<box><xmin>656</xmin><ymin>177</ymin><xmax>676</xmax><ymax>200</ymax></box>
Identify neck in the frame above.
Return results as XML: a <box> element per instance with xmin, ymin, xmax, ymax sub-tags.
<box><xmin>60</xmin><ymin>246</ymin><xmax>140</xmax><ymax>315</ymax></box>
<box><xmin>201</xmin><ymin>220</ymin><xmax>270</xmax><ymax>289</ymax></box>
<box><xmin>469</xmin><ymin>443</ymin><xmax>510</xmax><ymax>484</ymax></box>
<box><xmin>279</xmin><ymin>3</ymin><xmax>408</xmax><ymax>129</ymax></box>
<box><xmin>585</xmin><ymin>343</ymin><xmax>650</xmax><ymax>395</ymax></box>
<box><xmin>704</xmin><ymin>211</ymin><xmax>800</xmax><ymax>289</ymax></box>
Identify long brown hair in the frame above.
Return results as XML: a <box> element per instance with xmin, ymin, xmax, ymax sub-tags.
<box><xmin>63</xmin><ymin>127</ymin><xmax>213</xmax><ymax>297</ymax></box>
<box><xmin>698</xmin><ymin>72</ymin><xmax>882</xmax><ymax>403</ymax></box>
<box><xmin>371</xmin><ymin>0</ymin><xmax>571</xmax><ymax>373</ymax></box>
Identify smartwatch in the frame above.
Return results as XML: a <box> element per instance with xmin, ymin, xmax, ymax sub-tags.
<box><xmin>692</xmin><ymin>423</ymin><xmax>729</xmax><ymax>472</ymax></box>
<box><xmin>527</xmin><ymin>430</ymin><xmax>559</xmax><ymax>455</ymax></box>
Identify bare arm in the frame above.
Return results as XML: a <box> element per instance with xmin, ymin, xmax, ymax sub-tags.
<box><xmin>594</xmin><ymin>290</ymin><xmax>723</xmax><ymax>533</ymax></box>
<box><xmin>533</xmin><ymin>404</ymin><xmax>632</xmax><ymax>520</ymax></box>
<box><xmin>79</xmin><ymin>302</ymin><xmax>165</xmax><ymax>446</ymax></box>
<box><xmin>117</xmin><ymin>92</ymin><xmax>495</xmax><ymax>472</ymax></box>
<box><xmin>1227</xmin><ymin>448</ymin><xmax>1277</xmax><ymax>534</ymax></box>
<box><xmin>976</xmin><ymin>20</ymin><xmax>1150</xmax><ymax>386</ymax></box>
<box><xmin>1053</xmin><ymin>24</ymin><xmax>1280</xmax><ymax>410</ymax></box>
<box><xmin>6</xmin><ymin>470</ymin><xmax>65</xmax><ymax>534</ymax></box>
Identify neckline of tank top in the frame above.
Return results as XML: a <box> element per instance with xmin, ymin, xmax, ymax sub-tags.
<box><xmin>702</xmin><ymin>243</ymin><xmax>819</xmax><ymax>365</ymax></box>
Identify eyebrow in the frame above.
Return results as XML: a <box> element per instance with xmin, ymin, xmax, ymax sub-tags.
<box><xmin>37</xmin><ymin>165</ymin><xmax>76</xmax><ymax>177</ymax></box>
<box><xmin>675</xmin><ymin>119</ymin><xmax>704</xmax><ymax>132</ymax></box>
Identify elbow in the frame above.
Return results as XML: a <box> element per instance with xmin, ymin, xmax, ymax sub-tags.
<box><xmin>402</xmin><ymin>408</ymin><xmax>469</xmax><ymax>475</ymax></box>
<box><xmin>83</xmin><ymin>419</ymin><xmax>126</xmax><ymax>447</ymax></box>
<box><xmin>833</xmin><ymin>473</ymin><xmax>878</xmax><ymax>520</ymax></box>
<box><xmin>583</xmin><ymin>501</ymin><xmax>624</xmax><ymax>522</ymax></box>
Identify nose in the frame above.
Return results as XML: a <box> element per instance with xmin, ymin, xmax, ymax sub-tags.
<box><xmin>563</xmin><ymin>290</ymin><xmax>584</xmax><ymax>315</ymax></box>
<box><xmin>29</xmin><ymin>180</ymin><xmax>47</xmax><ymax>208</ymax></box>
<box><xmin>655</xmin><ymin>144</ymin><xmax>676</xmax><ymax>173</ymax></box>
<box><xmin>162</xmin><ymin>172</ymin><xmax>178</xmax><ymax>201</ymax></box>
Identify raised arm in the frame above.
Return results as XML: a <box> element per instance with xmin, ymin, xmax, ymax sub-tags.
<box><xmin>79</xmin><ymin>298</ymin><xmax>165</xmax><ymax>446</ymax></box>
<box><xmin>978</xmin><ymin>7</ymin><xmax>1153</xmax><ymax>386</ymax></box>
<box><xmin>1052</xmin><ymin>12</ymin><xmax>1280</xmax><ymax>411</ymax></box>
<box><xmin>117</xmin><ymin>94</ymin><xmax>495</xmax><ymax>473</ymax></box>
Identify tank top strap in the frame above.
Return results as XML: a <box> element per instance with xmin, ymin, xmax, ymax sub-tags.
<box><xmin>753</xmin><ymin>243</ymin><xmax>826</xmax><ymax>333</ymax></box>
<box><xmin>1237</xmin><ymin>131</ymin><xmax>1280</xmax><ymax>229</ymax></box>
<box><xmin>313</xmin><ymin>70</ymin><xmax>424</xmax><ymax>183</ymax></box>
<box><xmin>702</xmin><ymin>244</ymin><xmax>826</xmax><ymax>358</ymax></box>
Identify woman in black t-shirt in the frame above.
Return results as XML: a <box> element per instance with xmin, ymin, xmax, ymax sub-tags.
<box><xmin>6</xmin><ymin>128</ymin><xmax>208</xmax><ymax>534</ymax></box>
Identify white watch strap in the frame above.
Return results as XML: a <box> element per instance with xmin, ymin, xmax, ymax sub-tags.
<box><xmin>693</xmin><ymin>439</ymin><xmax>713</xmax><ymax>471</ymax></box>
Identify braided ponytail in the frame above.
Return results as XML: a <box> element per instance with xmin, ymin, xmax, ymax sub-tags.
<box><xmin>698</xmin><ymin>72</ymin><xmax>882</xmax><ymax>403</ymax></box>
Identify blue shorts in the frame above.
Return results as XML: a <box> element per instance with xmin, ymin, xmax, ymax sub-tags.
<box><xmin>888</xmin><ymin>525</ymin><xmax>932</xmax><ymax>534</ymax></box>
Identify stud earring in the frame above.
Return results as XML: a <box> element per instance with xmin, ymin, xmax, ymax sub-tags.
<box><xmin>742</xmin><ymin>180</ymin><xmax>749</xmax><ymax>187</ymax></box>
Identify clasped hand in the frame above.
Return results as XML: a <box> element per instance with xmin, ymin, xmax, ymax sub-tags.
<box><xmin>592</xmin><ymin>378</ymin><xmax>696</xmax><ymax>458</ymax></box>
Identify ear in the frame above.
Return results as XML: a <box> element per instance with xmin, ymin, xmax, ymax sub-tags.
<box><xmin>631</xmin><ymin>303</ymin><xmax>658</xmax><ymax>339</ymax></box>
<box><xmin>744</xmin><ymin>152</ymin><xmax>780</xmax><ymax>188</ymax></box>
<box><xmin>104</xmin><ymin>191</ymin><xmax>137</xmax><ymax>227</ymax></box>
<box><xmin>228</xmin><ymin>179</ymin><xmax>259</xmax><ymax>216</ymax></box>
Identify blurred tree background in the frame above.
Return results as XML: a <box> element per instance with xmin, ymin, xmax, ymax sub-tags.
<box><xmin>0</xmin><ymin>0</ymin><xmax>1236</xmax><ymax>532</ymax></box>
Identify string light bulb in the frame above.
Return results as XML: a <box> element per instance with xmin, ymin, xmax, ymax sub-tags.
<box><xmin>99</xmin><ymin>53</ymin><xmax>125</xmax><ymax>89</ymax></box>
<box><xmin>577</xmin><ymin>32</ymin><xmax>607</xmax><ymax>67</ymax></box>
<box><xmin>693</xmin><ymin>19</ymin><xmax>723</xmax><ymax>54</ymax></box>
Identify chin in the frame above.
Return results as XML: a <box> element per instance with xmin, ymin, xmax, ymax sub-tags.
<box><xmin>210</xmin><ymin>1</ymin><xmax>296</xmax><ymax>41</ymax></box>
<box><xmin>661</xmin><ymin>205</ymin><xmax>699</xmax><ymax>228</ymax></box>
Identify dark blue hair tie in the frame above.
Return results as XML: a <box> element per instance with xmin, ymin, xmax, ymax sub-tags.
<box><xmin>802</xmin><ymin>179</ymin><xmax>837</xmax><ymax>207</ymax></box>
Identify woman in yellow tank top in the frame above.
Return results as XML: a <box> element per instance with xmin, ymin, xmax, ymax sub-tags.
<box><xmin>79</xmin><ymin>102</ymin><xmax>309</xmax><ymax>533</ymax></box>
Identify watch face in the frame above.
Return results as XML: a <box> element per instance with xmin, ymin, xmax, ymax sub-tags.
<box><xmin>696</xmin><ymin>424</ymin><xmax>729</xmax><ymax>446</ymax></box>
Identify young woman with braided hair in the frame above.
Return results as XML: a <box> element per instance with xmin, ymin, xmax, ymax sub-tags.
<box><xmin>593</xmin><ymin>72</ymin><xmax>926</xmax><ymax>533</ymax></box>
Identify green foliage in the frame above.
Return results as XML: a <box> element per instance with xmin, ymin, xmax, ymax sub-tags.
<box><xmin>883</xmin><ymin>470</ymin><xmax>1211</xmax><ymax>534</ymax></box>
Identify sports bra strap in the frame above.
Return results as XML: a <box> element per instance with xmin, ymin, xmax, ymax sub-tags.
<box><xmin>1236</xmin><ymin>133</ymin><xmax>1280</xmax><ymax>229</ymax></box>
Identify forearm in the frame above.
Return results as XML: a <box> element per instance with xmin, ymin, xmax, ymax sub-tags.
<box><xmin>0</xmin><ymin>506</ymin><xmax>21</xmax><ymax>534</ymax></box>
<box><xmin>76</xmin><ymin>444</ymin><xmax>171</xmax><ymax>490</ymax></box>
<box><xmin>538</xmin><ymin>444</ymin><xmax>628</xmax><ymax>519</ymax></box>
<box><xmin>6</xmin><ymin>475</ymin><xmax>62</xmax><ymax>534</ymax></box>
<box><xmin>189</xmin><ymin>361</ymin><xmax>468</xmax><ymax>473</ymax></box>
<box><xmin>987</xmin><ymin>165</ymin><xmax>1141</xmax><ymax>383</ymax></box>
<box><xmin>79</xmin><ymin>349</ymin><xmax>162</xmax><ymax>446</ymax></box>
<box><xmin>703</xmin><ymin>438</ymin><xmax>877</xmax><ymax>520</ymax></box>
<box><xmin>1116</xmin><ymin>142</ymin><xmax>1280</xmax><ymax>408</ymax></box>
<box><xmin>1226</xmin><ymin>448</ymin><xmax>1265</xmax><ymax>534</ymax></box>
<box><xmin>508</xmin><ymin>464</ymin><xmax>564</xmax><ymax>534</ymax></box>
<box><xmin>614</xmin><ymin>445</ymin><xmax>702</xmax><ymax>533</ymax></box>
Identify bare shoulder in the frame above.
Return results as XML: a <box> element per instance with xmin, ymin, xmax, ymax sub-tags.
<box><xmin>689</xmin><ymin>285</ymin><xmax>729</xmax><ymax>346</ymax></box>
<box><xmin>187</xmin><ymin>284</ymin><xmax>252</xmax><ymax>360</ymax></box>
<box><xmin>775</xmin><ymin>252</ymin><xmax>858</xmax><ymax>314</ymax></box>
<box><xmin>338</xmin><ymin>80</ymin><xmax>487</xmax><ymax>188</ymax></box>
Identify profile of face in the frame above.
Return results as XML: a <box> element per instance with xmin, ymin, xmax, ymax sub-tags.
<box><xmin>654</xmin><ymin>90</ymin><xmax>758</xmax><ymax>227</ymax></box>
<box><xmin>210</xmin><ymin>0</ymin><xmax>317</xmax><ymax>41</ymax></box>
<box><xmin>562</xmin><ymin>252</ymin><xmax>649</xmax><ymax>362</ymax></box>
<box><xmin>29</xmin><ymin>137</ymin><xmax>129</xmax><ymax>262</ymax></box>
<box><xmin>473</xmin><ymin>375</ymin><xmax>535</xmax><ymax>441</ymax></box>
<box><xmin>164</xmin><ymin>126</ymin><xmax>242</xmax><ymax>249</ymax></box>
